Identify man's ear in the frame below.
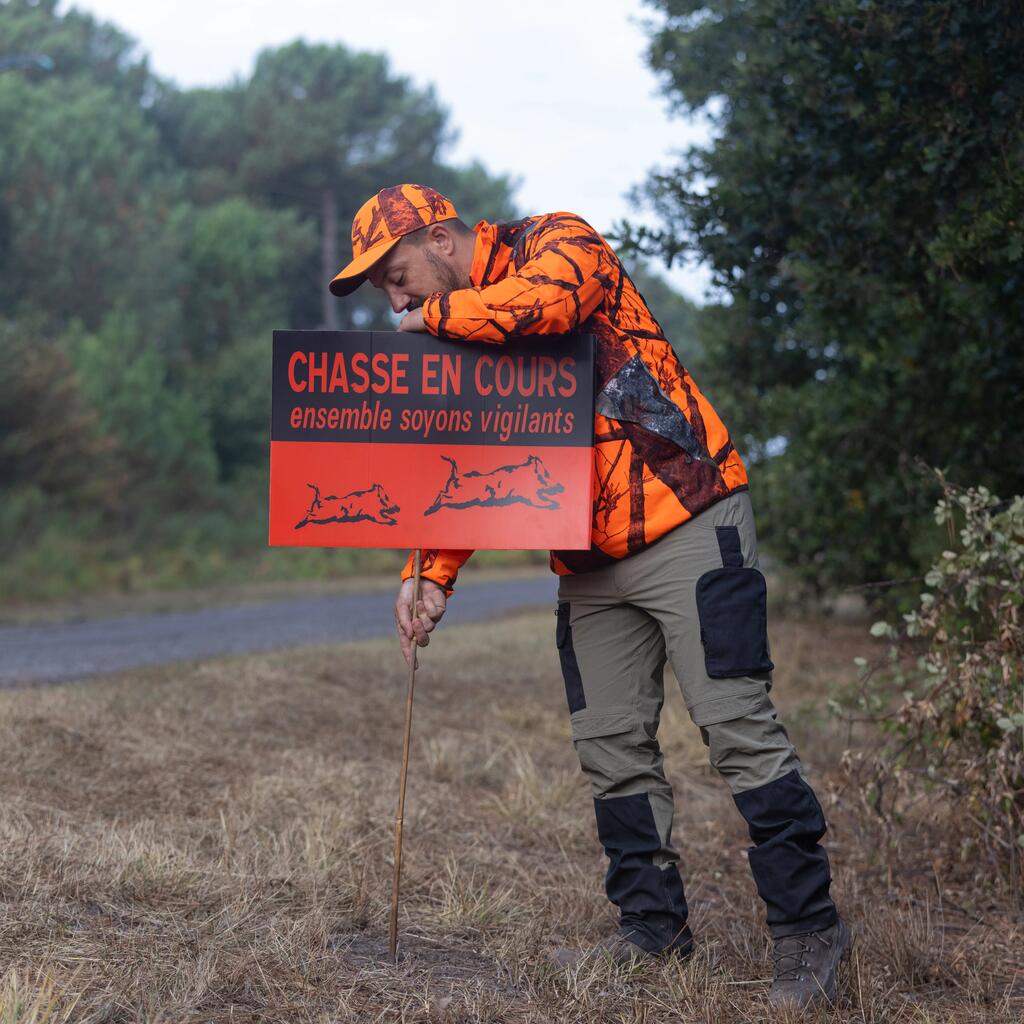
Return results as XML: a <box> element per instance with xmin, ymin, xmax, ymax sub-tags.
<box><xmin>427</xmin><ymin>222</ymin><xmax>456</xmax><ymax>257</ymax></box>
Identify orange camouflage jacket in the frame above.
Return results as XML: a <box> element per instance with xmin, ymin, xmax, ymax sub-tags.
<box><xmin>401</xmin><ymin>211</ymin><xmax>748</xmax><ymax>591</ymax></box>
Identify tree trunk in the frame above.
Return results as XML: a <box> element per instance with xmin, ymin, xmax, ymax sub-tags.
<box><xmin>321</xmin><ymin>187</ymin><xmax>339</xmax><ymax>330</ymax></box>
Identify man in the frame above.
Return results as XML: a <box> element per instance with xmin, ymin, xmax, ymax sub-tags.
<box><xmin>329</xmin><ymin>183</ymin><xmax>850</xmax><ymax>1009</ymax></box>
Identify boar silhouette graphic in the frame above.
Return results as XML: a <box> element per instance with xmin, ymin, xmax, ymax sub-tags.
<box><xmin>424</xmin><ymin>455</ymin><xmax>563</xmax><ymax>516</ymax></box>
<box><xmin>295</xmin><ymin>483</ymin><xmax>400</xmax><ymax>529</ymax></box>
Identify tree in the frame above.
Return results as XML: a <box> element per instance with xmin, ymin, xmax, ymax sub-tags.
<box><xmin>156</xmin><ymin>41</ymin><xmax>518</xmax><ymax>333</ymax></box>
<box><xmin>0</xmin><ymin>0</ymin><xmax>152</xmax><ymax>99</ymax></box>
<box><xmin>0</xmin><ymin>73</ymin><xmax>182</xmax><ymax>331</ymax></box>
<box><xmin>176</xmin><ymin>197</ymin><xmax>314</xmax><ymax>358</ymax></box>
<box><xmin>0</xmin><ymin>3</ymin><xmax>522</xmax><ymax>595</ymax></box>
<box><xmin>69</xmin><ymin>310</ymin><xmax>218</xmax><ymax>514</ymax></box>
<box><xmin>0</xmin><ymin>320</ymin><xmax>112</xmax><ymax>555</ymax></box>
<box><xmin>627</xmin><ymin>0</ymin><xmax>1024</xmax><ymax>592</ymax></box>
<box><xmin>0</xmin><ymin>1</ymin><xmax>185</xmax><ymax>334</ymax></box>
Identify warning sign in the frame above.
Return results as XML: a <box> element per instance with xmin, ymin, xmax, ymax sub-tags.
<box><xmin>268</xmin><ymin>330</ymin><xmax>595</xmax><ymax>550</ymax></box>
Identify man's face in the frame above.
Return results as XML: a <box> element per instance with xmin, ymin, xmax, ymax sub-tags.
<box><xmin>367</xmin><ymin>232</ymin><xmax>464</xmax><ymax>314</ymax></box>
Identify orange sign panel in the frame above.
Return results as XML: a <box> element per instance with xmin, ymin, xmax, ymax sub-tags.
<box><xmin>268</xmin><ymin>331</ymin><xmax>595</xmax><ymax>550</ymax></box>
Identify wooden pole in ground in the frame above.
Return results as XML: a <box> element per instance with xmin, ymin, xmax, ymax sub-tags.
<box><xmin>389</xmin><ymin>549</ymin><xmax>421</xmax><ymax>962</ymax></box>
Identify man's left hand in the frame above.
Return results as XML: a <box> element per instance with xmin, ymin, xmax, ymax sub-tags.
<box><xmin>398</xmin><ymin>307</ymin><xmax>426</xmax><ymax>332</ymax></box>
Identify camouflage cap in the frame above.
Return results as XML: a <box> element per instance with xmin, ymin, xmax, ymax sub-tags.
<box><xmin>329</xmin><ymin>184</ymin><xmax>459</xmax><ymax>297</ymax></box>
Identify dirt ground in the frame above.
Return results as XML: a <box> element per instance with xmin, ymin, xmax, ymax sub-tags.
<box><xmin>0</xmin><ymin>608</ymin><xmax>1020</xmax><ymax>1023</ymax></box>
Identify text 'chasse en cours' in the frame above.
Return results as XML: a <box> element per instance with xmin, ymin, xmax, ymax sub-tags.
<box><xmin>284</xmin><ymin>350</ymin><xmax>582</xmax><ymax>444</ymax></box>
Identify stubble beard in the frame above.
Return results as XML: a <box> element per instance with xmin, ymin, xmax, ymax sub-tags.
<box><xmin>423</xmin><ymin>247</ymin><xmax>464</xmax><ymax>295</ymax></box>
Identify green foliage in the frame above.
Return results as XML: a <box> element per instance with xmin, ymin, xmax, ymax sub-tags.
<box><xmin>845</xmin><ymin>473</ymin><xmax>1023</xmax><ymax>895</ymax></box>
<box><xmin>0</xmin><ymin>322</ymin><xmax>106</xmax><ymax>495</ymax></box>
<box><xmin>0</xmin><ymin>0</ymin><xmax>524</xmax><ymax>603</ymax></box>
<box><xmin>0</xmin><ymin>0</ymin><xmax>153</xmax><ymax>98</ymax></box>
<box><xmin>0</xmin><ymin>73</ymin><xmax>181</xmax><ymax>330</ymax></box>
<box><xmin>0</xmin><ymin>320</ymin><xmax>112</xmax><ymax>556</ymax></box>
<box><xmin>69</xmin><ymin>310</ymin><xmax>218</xmax><ymax>510</ymax></box>
<box><xmin>199</xmin><ymin>335</ymin><xmax>274</xmax><ymax>482</ymax></box>
<box><xmin>236</xmin><ymin>41</ymin><xmax>447</xmax><ymax>199</ymax></box>
<box><xmin>177</xmin><ymin>198</ymin><xmax>312</xmax><ymax>356</ymax></box>
<box><xmin>626</xmin><ymin>0</ymin><xmax>1024</xmax><ymax>592</ymax></box>
<box><xmin>154</xmin><ymin>40</ymin><xmax>520</xmax><ymax>332</ymax></box>
<box><xmin>0</xmin><ymin>0</ymin><xmax>181</xmax><ymax>333</ymax></box>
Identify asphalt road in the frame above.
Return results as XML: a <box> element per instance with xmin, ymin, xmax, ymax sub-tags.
<box><xmin>0</xmin><ymin>575</ymin><xmax>558</xmax><ymax>687</ymax></box>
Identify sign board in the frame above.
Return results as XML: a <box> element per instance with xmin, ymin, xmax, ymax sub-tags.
<box><xmin>269</xmin><ymin>330</ymin><xmax>595</xmax><ymax>551</ymax></box>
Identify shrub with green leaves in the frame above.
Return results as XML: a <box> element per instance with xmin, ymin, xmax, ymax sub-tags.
<box><xmin>852</xmin><ymin>473</ymin><xmax>1023</xmax><ymax>894</ymax></box>
<box><xmin>626</xmin><ymin>0</ymin><xmax>1024</xmax><ymax>593</ymax></box>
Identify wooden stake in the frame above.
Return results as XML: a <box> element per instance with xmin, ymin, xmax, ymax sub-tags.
<box><xmin>389</xmin><ymin>549</ymin><xmax>421</xmax><ymax>962</ymax></box>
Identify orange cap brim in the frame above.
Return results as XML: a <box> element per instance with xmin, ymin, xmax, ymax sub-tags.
<box><xmin>329</xmin><ymin>236</ymin><xmax>402</xmax><ymax>297</ymax></box>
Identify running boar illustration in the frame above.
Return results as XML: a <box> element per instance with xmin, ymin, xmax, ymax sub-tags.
<box><xmin>295</xmin><ymin>482</ymin><xmax>400</xmax><ymax>529</ymax></box>
<box><xmin>424</xmin><ymin>455</ymin><xmax>563</xmax><ymax>516</ymax></box>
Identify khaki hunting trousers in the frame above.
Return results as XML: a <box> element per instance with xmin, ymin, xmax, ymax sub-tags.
<box><xmin>556</xmin><ymin>491</ymin><xmax>838</xmax><ymax>948</ymax></box>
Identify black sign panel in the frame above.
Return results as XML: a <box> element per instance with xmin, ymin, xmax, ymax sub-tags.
<box><xmin>271</xmin><ymin>330</ymin><xmax>594</xmax><ymax>447</ymax></box>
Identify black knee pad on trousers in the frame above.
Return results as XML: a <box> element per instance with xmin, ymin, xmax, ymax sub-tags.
<box><xmin>593</xmin><ymin>792</ymin><xmax>689</xmax><ymax>951</ymax></box>
<box><xmin>732</xmin><ymin>769</ymin><xmax>838</xmax><ymax>936</ymax></box>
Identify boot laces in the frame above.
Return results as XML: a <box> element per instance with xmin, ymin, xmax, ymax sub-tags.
<box><xmin>772</xmin><ymin>936</ymin><xmax>812</xmax><ymax>981</ymax></box>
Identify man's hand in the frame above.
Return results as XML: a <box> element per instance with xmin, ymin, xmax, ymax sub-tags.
<box><xmin>397</xmin><ymin>307</ymin><xmax>427</xmax><ymax>333</ymax></box>
<box><xmin>395</xmin><ymin>577</ymin><xmax>447</xmax><ymax>666</ymax></box>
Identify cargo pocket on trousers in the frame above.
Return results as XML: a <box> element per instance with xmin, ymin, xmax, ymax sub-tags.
<box><xmin>695</xmin><ymin>525</ymin><xmax>775</xmax><ymax>679</ymax></box>
<box><xmin>555</xmin><ymin>601</ymin><xmax>586</xmax><ymax>713</ymax></box>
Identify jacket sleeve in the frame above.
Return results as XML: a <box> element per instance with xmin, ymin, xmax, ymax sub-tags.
<box><xmin>422</xmin><ymin>213</ymin><xmax>608</xmax><ymax>342</ymax></box>
<box><xmin>401</xmin><ymin>548</ymin><xmax>474</xmax><ymax>595</ymax></box>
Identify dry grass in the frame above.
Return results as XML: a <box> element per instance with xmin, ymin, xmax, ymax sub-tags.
<box><xmin>0</xmin><ymin>608</ymin><xmax>1020</xmax><ymax>1022</ymax></box>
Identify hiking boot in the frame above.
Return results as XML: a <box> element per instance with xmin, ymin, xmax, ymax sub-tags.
<box><xmin>768</xmin><ymin>918</ymin><xmax>850</xmax><ymax>1009</ymax></box>
<box><xmin>551</xmin><ymin>923</ymin><xmax>694</xmax><ymax>969</ymax></box>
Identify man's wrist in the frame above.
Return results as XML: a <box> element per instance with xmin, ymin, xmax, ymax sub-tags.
<box><xmin>401</xmin><ymin>569</ymin><xmax>454</xmax><ymax>598</ymax></box>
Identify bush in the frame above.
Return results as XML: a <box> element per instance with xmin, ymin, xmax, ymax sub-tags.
<box><xmin>844</xmin><ymin>472</ymin><xmax>1023</xmax><ymax>896</ymax></box>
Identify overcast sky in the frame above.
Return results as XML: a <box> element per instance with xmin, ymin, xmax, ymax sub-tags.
<box><xmin>72</xmin><ymin>0</ymin><xmax>712</xmax><ymax>301</ymax></box>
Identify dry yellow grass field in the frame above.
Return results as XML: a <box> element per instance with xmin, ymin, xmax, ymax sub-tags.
<box><xmin>0</xmin><ymin>607</ymin><xmax>1020</xmax><ymax>1022</ymax></box>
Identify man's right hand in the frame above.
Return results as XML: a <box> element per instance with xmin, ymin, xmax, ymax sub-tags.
<box><xmin>395</xmin><ymin>577</ymin><xmax>447</xmax><ymax>667</ymax></box>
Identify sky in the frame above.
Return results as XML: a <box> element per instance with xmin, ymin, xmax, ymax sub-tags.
<box><xmin>72</xmin><ymin>0</ymin><xmax>714</xmax><ymax>301</ymax></box>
